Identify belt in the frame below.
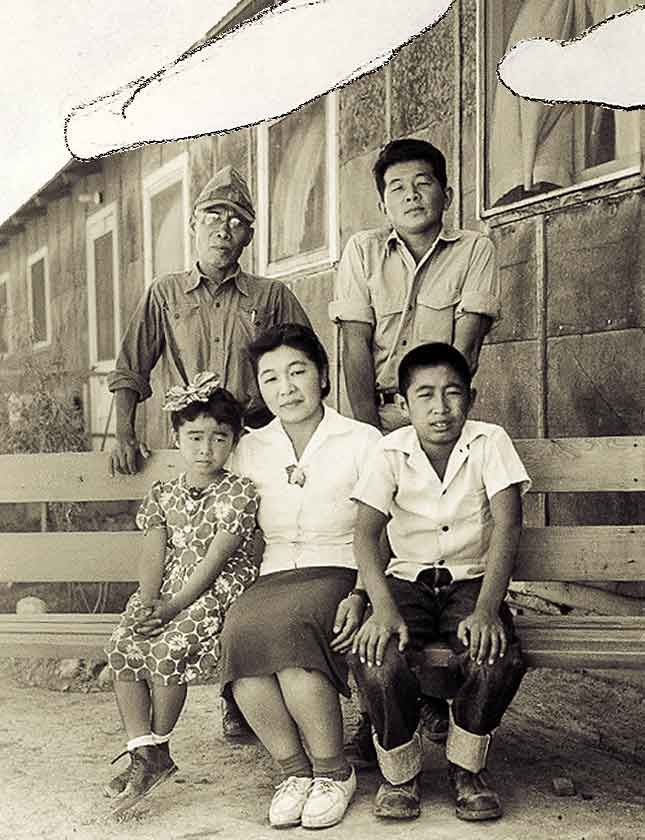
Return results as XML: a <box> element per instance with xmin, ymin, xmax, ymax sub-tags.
<box><xmin>376</xmin><ymin>391</ymin><xmax>400</xmax><ymax>407</ymax></box>
<box><xmin>417</xmin><ymin>566</ymin><xmax>453</xmax><ymax>589</ymax></box>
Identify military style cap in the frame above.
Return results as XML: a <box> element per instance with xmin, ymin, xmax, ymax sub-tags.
<box><xmin>193</xmin><ymin>165</ymin><xmax>255</xmax><ymax>223</ymax></box>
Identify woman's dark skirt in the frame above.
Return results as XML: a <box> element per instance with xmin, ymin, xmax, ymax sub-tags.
<box><xmin>219</xmin><ymin>566</ymin><xmax>355</xmax><ymax>698</ymax></box>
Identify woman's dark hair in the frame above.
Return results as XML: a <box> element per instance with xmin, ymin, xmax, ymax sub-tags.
<box><xmin>398</xmin><ymin>342</ymin><xmax>472</xmax><ymax>397</ymax></box>
<box><xmin>248</xmin><ymin>323</ymin><xmax>331</xmax><ymax>399</ymax></box>
<box><xmin>170</xmin><ymin>388</ymin><xmax>244</xmax><ymax>440</ymax></box>
<box><xmin>373</xmin><ymin>138</ymin><xmax>448</xmax><ymax>197</ymax></box>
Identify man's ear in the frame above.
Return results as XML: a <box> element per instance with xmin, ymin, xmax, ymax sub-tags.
<box><xmin>443</xmin><ymin>186</ymin><xmax>454</xmax><ymax>213</ymax></box>
<box><xmin>188</xmin><ymin>215</ymin><xmax>197</xmax><ymax>236</ymax></box>
<box><xmin>243</xmin><ymin>225</ymin><xmax>255</xmax><ymax>247</ymax></box>
<box><xmin>394</xmin><ymin>393</ymin><xmax>409</xmax><ymax>417</ymax></box>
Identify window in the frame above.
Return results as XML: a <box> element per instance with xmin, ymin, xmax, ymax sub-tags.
<box><xmin>27</xmin><ymin>247</ymin><xmax>51</xmax><ymax>348</ymax></box>
<box><xmin>481</xmin><ymin>0</ymin><xmax>641</xmax><ymax>212</ymax></box>
<box><xmin>142</xmin><ymin>152</ymin><xmax>190</xmax><ymax>286</ymax></box>
<box><xmin>86</xmin><ymin>203</ymin><xmax>120</xmax><ymax>446</ymax></box>
<box><xmin>257</xmin><ymin>93</ymin><xmax>339</xmax><ymax>276</ymax></box>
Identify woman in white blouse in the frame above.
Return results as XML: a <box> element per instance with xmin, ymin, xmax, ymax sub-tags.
<box><xmin>219</xmin><ymin>323</ymin><xmax>381</xmax><ymax>830</ymax></box>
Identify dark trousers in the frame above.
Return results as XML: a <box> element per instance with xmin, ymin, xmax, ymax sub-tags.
<box><xmin>347</xmin><ymin>577</ymin><xmax>526</xmax><ymax>751</ymax></box>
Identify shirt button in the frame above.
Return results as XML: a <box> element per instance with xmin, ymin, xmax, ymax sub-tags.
<box><xmin>215</xmin><ymin>337</ymin><xmax>221</xmax><ymax>343</ymax></box>
<box><xmin>437</xmin><ymin>559</ymin><xmax>445</xmax><ymax>566</ymax></box>
<box><xmin>402</xmin><ymin>339</ymin><xmax>408</xmax><ymax>346</ymax></box>
<box><xmin>216</xmin><ymin>302</ymin><xmax>221</xmax><ymax>308</ymax></box>
<box><xmin>441</xmin><ymin>525</ymin><xmax>449</xmax><ymax>532</ymax></box>
<box><xmin>174</xmin><ymin>313</ymin><xmax>181</xmax><ymax>320</ymax></box>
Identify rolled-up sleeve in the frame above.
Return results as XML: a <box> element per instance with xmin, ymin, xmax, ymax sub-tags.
<box><xmin>455</xmin><ymin>236</ymin><xmax>501</xmax><ymax>322</ymax></box>
<box><xmin>329</xmin><ymin>235</ymin><xmax>375</xmax><ymax>325</ymax></box>
<box><xmin>275</xmin><ymin>282</ymin><xmax>312</xmax><ymax>330</ymax></box>
<box><xmin>107</xmin><ymin>284</ymin><xmax>166</xmax><ymax>401</ymax></box>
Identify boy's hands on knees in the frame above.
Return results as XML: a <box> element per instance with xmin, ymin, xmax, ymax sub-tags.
<box><xmin>351</xmin><ymin>605</ymin><xmax>409</xmax><ymax>668</ymax></box>
<box><xmin>457</xmin><ymin>609</ymin><xmax>507</xmax><ymax>666</ymax></box>
<box><xmin>330</xmin><ymin>594</ymin><xmax>365</xmax><ymax>654</ymax></box>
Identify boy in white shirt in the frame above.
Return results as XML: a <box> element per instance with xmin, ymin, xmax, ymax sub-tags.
<box><xmin>349</xmin><ymin>342</ymin><xmax>530</xmax><ymax>822</ymax></box>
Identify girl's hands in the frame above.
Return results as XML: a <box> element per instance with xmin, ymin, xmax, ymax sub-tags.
<box><xmin>134</xmin><ymin>597</ymin><xmax>179</xmax><ymax>637</ymax></box>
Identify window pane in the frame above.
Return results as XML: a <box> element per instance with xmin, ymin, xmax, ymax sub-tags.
<box><xmin>485</xmin><ymin>0</ymin><xmax>639</xmax><ymax>209</ymax></box>
<box><xmin>94</xmin><ymin>231</ymin><xmax>115</xmax><ymax>362</ymax></box>
<box><xmin>151</xmin><ymin>180</ymin><xmax>184</xmax><ymax>277</ymax></box>
<box><xmin>30</xmin><ymin>258</ymin><xmax>47</xmax><ymax>343</ymax></box>
<box><xmin>268</xmin><ymin>98</ymin><xmax>327</xmax><ymax>263</ymax></box>
<box><xmin>0</xmin><ymin>282</ymin><xmax>7</xmax><ymax>354</ymax></box>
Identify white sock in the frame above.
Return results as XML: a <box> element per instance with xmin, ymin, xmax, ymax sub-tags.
<box><xmin>151</xmin><ymin>731</ymin><xmax>171</xmax><ymax>745</ymax></box>
<box><xmin>127</xmin><ymin>733</ymin><xmax>156</xmax><ymax>752</ymax></box>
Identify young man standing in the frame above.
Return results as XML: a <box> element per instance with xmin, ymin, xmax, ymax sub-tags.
<box><xmin>330</xmin><ymin>138</ymin><xmax>500</xmax><ymax>434</ymax></box>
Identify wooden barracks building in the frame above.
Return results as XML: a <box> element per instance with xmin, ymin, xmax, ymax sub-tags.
<box><xmin>0</xmin><ymin>1</ymin><xmax>643</xmax><ymax>611</ymax></box>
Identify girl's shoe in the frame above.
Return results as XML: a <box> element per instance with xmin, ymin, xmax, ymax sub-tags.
<box><xmin>110</xmin><ymin>745</ymin><xmax>178</xmax><ymax>815</ymax></box>
<box><xmin>268</xmin><ymin>776</ymin><xmax>313</xmax><ymax>828</ymax></box>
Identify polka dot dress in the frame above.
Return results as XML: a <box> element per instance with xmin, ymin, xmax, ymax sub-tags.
<box><xmin>106</xmin><ymin>471</ymin><xmax>259</xmax><ymax>686</ymax></box>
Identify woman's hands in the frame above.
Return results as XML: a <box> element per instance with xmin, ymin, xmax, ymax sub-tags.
<box><xmin>330</xmin><ymin>593</ymin><xmax>366</xmax><ymax>654</ymax></box>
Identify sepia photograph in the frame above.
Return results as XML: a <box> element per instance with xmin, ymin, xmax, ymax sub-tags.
<box><xmin>1</xmin><ymin>2</ymin><xmax>644</xmax><ymax>838</ymax></box>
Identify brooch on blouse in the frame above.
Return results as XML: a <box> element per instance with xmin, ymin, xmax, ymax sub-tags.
<box><xmin>285</xmin><ymin>465</ymin><xmax>307</xmax><ymax>487</ymax></box>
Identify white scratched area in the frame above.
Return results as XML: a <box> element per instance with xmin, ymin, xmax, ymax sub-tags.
<box><xmin>499</xmin><ymin>5</ymin><xmax>645</xmax><ymax>109</ymax></box>
<box><xmin>64</xmin><ymin>0</ymin><xmax>455</xmax><ymax>160</ymax></box>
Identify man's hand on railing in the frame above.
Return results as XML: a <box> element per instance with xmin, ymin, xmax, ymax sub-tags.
<box><xmin>109</xmin><ymin>435</ymin><xmax>151</xmax><ymax>476</ymax></box>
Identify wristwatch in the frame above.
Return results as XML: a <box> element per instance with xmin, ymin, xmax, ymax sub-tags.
<box><xmin>347</xmin><ymin>588</ymin><xmax>369</xmax><ymax>605</ymax></box>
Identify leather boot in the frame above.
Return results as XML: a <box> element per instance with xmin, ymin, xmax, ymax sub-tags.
<box><xmin>374</xmin><ymin>776</ymin><xmax>421</xmax><ymax>819</ymax></box>
<box><xmin>447</xmin><ymin>761</ymin><xmax>502</xmax><ymax>821</ymax></box>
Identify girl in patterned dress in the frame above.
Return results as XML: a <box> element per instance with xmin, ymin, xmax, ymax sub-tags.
<box><xmin>104</xmin><ymin>372</ymin><xmax>259</xmax><ymax>813</ymax></box>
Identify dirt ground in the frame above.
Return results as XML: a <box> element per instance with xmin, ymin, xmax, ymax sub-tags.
<box><xmin>2</xmin><ymin>663</ymin><xmax>645</xmax><ymax>840</ymax></box>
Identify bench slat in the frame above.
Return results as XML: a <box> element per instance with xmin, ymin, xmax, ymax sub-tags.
<box><xmin>3</xmin><ymin>614</ymin><xmax>645</xmax><ymax>670</ymax></box>
<box><xmin>2</xmin><ymin>526</ymin><xmax>645</xmax><ymax>583</ymax></box>
<box><xmin>0</xmin><ymin>437</ymin><xmax>643</xmax><ymax>503</ymax></box>
<box><xmin>514</xmin><ymin>436</ymin><xmax>644</xmax><ymax>492</ymax></box>
<box><xmin>0</xmin><ymin>451</ymin><xmax>183</xmax><ymax>503</ymax></box>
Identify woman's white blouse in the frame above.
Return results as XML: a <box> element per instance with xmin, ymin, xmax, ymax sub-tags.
<box><xmin>232</xmin><ymin>407</ymin><xmax>381</xmax><ymax>575</ymax></box>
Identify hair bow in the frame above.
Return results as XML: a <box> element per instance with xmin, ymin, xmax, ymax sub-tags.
<box><xmin>162</xmin><ymin>371</ymin><xmax>222</xmax><ymax>412</ymax></box>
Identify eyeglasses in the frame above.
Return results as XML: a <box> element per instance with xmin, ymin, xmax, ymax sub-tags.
<box><xmin>197</xmin><ymin>207</ymin><xmax>246</xmax><ymax>230</ymax></box>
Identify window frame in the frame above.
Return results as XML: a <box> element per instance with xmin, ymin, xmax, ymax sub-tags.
<box><xmin>86</xmin><ymin>201</ymin><xmax>121</xmax><ymax>372</ymax></box>
<box><xmin>256</xmin><ymin>92</ymin><xmax>340</xmax><ymax>278</ymax></box>
<box><xmin>476</xmin><ymin>0</ymin><xmax>644</xmax><ymax>221</ymax></box>
<box><xmin>142</xmin><ymin>151</ymin><xmax>191</xmax><ymax>287</ymax></box>
<box><xmin>0</xmin><ymin>272</ymin><xmax>11</xmax><ymax>357</ymax></box>
<box><xmin>27</xmin><ymin>246</ymin><xmax>51</xmax><ymax>349</ymax></box>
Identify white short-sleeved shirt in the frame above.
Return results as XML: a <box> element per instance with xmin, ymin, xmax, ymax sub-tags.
<box><xmin>232</xmin><ymin>407</ymin><xmax>382</xmax><ymax>575</ymax></box>
<box><xmin>352</xmin><ymin>420</ymin><xmax>531</xmax><ymax>583</ymax></box>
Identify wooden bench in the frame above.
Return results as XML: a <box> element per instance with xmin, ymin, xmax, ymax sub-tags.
<box><xmin>1</xmin><ymin>438</ymin><xmax>644</xmax><ymax>670</ymax></box>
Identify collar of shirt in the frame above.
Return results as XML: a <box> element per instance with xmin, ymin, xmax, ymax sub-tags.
<box><xmin>384</xmin><ymin>225</ymin><xmax>463</xmax><ymax>257</ymax></box>
<box><xmin>183</xmin><ymin>263</ymin><xmax>249</xmax><ymax>296</ymax></box>
<box><xmin>383</xmin><ymin>420</ymin><xmax>486</xmax><ymax>489</ymax></box>
<box><xmin>253</xmin><ymin>405</ymin><xmax>356</xmax><ymax>457</ymax></box>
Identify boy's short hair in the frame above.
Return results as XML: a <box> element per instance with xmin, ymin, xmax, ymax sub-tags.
<box><xmin>170</xmin><ymin>388</ymin><xmax>244</xmax><ymax>440</ymax></box>
<box><xmin>398</xmin><ymin>342</ymin><xmax>472</xmax><ymax>396</ymax></box>
<box><xmin>373</xmin><ymin>138</ymin><xmax>448</xmax><ymax>197</ymax></box>
<box><xmin>248</xmin><ymin>323</ymin><xmax>331</xmax><ymax>399</ymax></box>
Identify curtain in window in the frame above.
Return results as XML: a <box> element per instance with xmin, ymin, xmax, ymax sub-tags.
<box><xmin>268</xmin><ymin>100</ymin><xmax>326</xmax><ymax>263</ymax></box>
<box><xmin>489</xmin><ymin>0</ymin><xmax>576</xmax><ymax>206</ymax></box>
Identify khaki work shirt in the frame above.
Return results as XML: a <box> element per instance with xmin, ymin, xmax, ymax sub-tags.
<box><xmin>352</xmin><ymin>421</ymin><xmax>531</xmax><ymax>583</ymax></box>
<box><xmin>329</xmin><ymin>227</ymin><xmax>500</xmax><ymax>393</ymax></box>
<box><xmin>108</xmin><ymin>264</ymin><xmax>311</xmax><ymax>422</ymax></box>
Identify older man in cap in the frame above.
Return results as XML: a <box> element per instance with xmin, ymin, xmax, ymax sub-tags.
<box><xmin>108</xmin><ymin>165</ymin><xmax>311</xmax><ymax>474</ymax></box>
